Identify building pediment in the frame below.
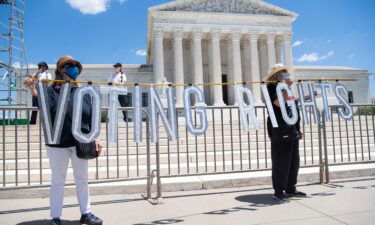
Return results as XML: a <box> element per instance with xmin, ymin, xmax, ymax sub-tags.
<box><xmin>149</xmin><ymin>0</ymin><xmax>297</xmax><ymax>17</ymax></box>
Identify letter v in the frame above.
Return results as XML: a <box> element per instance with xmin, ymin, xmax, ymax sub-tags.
<box><xmin>36</xmin><ymin>82</ymin><xmax>71</xmax><ymax>145</ymax></box>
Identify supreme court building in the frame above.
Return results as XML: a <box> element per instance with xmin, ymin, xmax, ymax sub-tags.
<box><xmin>30</xmin><ymin>0</ymin><xmax>372</xmax><ymax>106</ymax></box>
<box><xmin>147</xmin><ymin>0</ymin><xmax>297</xmax><ymax>106</ymax></box>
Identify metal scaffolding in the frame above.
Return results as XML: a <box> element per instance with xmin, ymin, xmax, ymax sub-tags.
<box><xmin>0</xmin><ymin>0</ymin><xmax>28</xmax><ymax>115</ymax></box>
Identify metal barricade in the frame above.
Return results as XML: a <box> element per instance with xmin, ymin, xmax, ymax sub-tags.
<box><xmin>321</xmin><ymin>105</ymin><xmax>375</xmax><ymax>183</ymax></box>
<box><xmin>0</xmin><ymin>106</ymin><xmax>151</xmax><ymax>195</ymax></box>
<box><xmin>0</xmin><ymin>104</ymin><xmax>374</xmax><ymax>200</ymax></box>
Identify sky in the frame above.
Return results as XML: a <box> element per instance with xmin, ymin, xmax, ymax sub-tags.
<box><xmin>1</xmin><ymin>0</ymin><xmax>375</xmax><ymax>97</ymax></box>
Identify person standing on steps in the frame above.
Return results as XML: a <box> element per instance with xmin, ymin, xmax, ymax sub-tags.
<box><xmin>107</xmin><ymin>62</ymin><xmax>128</xmax><ymax>121</ymax></box>
<box><xmin>29</xmin><ymin>61</ymin><xmax>52</xmax><ymax>124</ymax></box>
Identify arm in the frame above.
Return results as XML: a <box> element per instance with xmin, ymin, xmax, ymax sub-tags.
<box><xmin>295</xmin><ymin>101</ymin><xmax>303</xmax><ymax>139</ymax></box>
<box><xmin>107</xmin><ymin>74</ymin><xmax>114</xmax><ymax>83</ymax></box>
<box><xmin>273</xmin><ymin>99</ymin><xmax>280</xmax><ymax>107</ymax></box>
<box><xmin>95</xmin><ymin>139</ymin><xmax>103</xmax><ymax>156</ymax></box>
<box><xmin>268</xmin><ymin>84</ymin><xmax>280</xmax><ymax>107</ymax></box>
<box><xmin>23</xmin><ymin>77</ymin><xmax>38</xmax><ymax>96</ymax></box>
<box><xmin>272</xmin><ymin>89</ymin><xmax>295</xmax><ymax>108</ymax></box>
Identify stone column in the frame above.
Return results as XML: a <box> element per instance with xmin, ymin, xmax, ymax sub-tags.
<box><xmin>225</xmin><ymin>38</ymin><xmax>235</xmax><ymax>105</ymax></box>
<box><xmin>284</xmin><ymin>32</ymin><xmax>294</xmax><ymax>73</ymax></box>
<box><xmin>267</xmin><ymin>33</ymin><xmax>277</xmax><ymax>69</ymax></box>
<box><xmin>284</xmin><ymin>32</ymin><xmax>297</xmax><ymax>94</ymax></box>
<box><xmin>191</xmin><ymin>29</ymin><xmax>204</xmax><ymax>92</ymax></box>
<box><xmin>173</xmin><ymin>29</ymin><xmax>184</xmax><ymax>106</ymax></box>
<box><xmin>259</xmin><ymin>38</ymin><xmax>268</xmax><ymax>80</ymax></box>
<box><xmin>249</xmin><ymin>33</ymin><xmax>262</xmax><ymax>105</ymax></box>
<box><xmin>242</xmin><ymin>39</ymin><xmax>252</xmax><ymax>83</ymax></box>
<box><xmin>186</xmin><ymin>39</ymin><xmax>193</xmax><ymax>85</ymax></box>
<box><xmin>231</xmin><ymin>31</ymin><xmax>242</xmax><ymax>105</ymax></box>
<box><xmin>275</xmin><ymin>36</ymin><xmax>283</xmax><ymax>64</ymax></box>
<box><xmin>208</xmin><ymin>30</ymin><xmax>225</xmax><ymax>106</ymax></box>
<box><xmin>153</xmin><ymin>28</ymin><xmax>164</xmax><ymax>84</ymax></box>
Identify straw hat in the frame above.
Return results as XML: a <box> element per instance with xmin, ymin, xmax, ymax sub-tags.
<box><xmin>263</xmin><ymin>63</ymin><xmax>289</xmax><ymax>81</ymax></box>
<box><xmin>56</xmin><ymin>55</ymin><xmax>83</xmax><ymax>75</ymax></box>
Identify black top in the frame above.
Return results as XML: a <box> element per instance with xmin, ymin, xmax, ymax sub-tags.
<box><xmin>45</xmin><ymin>86</ymin><xmax>93</xmax><ymax>148</ymax></box>
<box><xmin>266</xmin><ymin>83</ymin><xmax>301</xmax><ymax>137</ymax></box>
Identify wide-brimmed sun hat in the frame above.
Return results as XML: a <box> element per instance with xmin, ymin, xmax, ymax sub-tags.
<box><xmin>56</xmin><ymin>55</ymin><xmax>83</xmax><ymax>75</ymax></box>
<box><xmin>263</xmin><ymin>63</ymin><xmax>290</xmax><ymax>81</ymax></box>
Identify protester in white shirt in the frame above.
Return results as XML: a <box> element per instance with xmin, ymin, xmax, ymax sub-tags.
<box><xmin>30</xmin><ymin>62</ymin><xmax>52</xmax><ymax>124</ymax></box>
<box><xmin>107</xmin><ymin>63</ymin><xmax>128</xmax><ymax>121</ymax></box>
<box><xmin>33</xmin><ymin>61</ymin><xmax>52</xmax><ymax>81</ymax></box>
<box><xmin>107</xmin><ymin>63</ymin><xmax>126</xmax><ymax>84</ymax></box>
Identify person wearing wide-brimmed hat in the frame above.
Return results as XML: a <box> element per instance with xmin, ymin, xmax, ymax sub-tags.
<box><xmin>24</xmin><ymin>56</ymin><xmax>103</xmax><ymax>225</ymax></box>
<box><xmin>29</xmin><ymin>61</ymin><xmax>53</xmax><ymax>124</ymax></box>
<box><xmin>107</xmin><ymin>62</ymin><xmax>128</xmax><ymax>121</ymax></box>
<box><xmin>265</xmin><ymin>63</ymin><xmax>306</xmax><ymax>202</ymax></box>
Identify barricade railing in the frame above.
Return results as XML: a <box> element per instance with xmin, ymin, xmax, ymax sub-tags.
<box><xmin>0</xmin><ymin>106</ymin><xmax>152</xmax><ymax>197</ymax></box>
<box><xmin>0</xmin><ymin>104</ymin><xmax>374</xmax><ymax>201</ymax></box>
<box><xmin>321</xmin><ymin>104</ymin><xmax>375</xmax><ymax>183</ymax></box>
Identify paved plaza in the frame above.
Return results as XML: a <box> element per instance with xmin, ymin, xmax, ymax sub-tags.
<box><xmin>0</xmin><ymin>176</ymin><xmax>374</xmax><ymax>225</ymax></box>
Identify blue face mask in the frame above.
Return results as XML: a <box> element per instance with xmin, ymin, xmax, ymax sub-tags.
<box><xmin>65</xmin><ymin>66</ymin><xmax>79</xmax><ymax>80</ymax></box>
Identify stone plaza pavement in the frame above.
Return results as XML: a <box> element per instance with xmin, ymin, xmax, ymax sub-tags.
<box><xmin>0</xmin><ymin>176</ymin><xmax>374</xmax><ymax>225</ymax></box>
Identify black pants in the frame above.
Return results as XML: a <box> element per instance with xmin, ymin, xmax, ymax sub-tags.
<box><xmin>30</xmin><ymin>96</ymin><xmax>38</xmax><ymax>125</ymax></box>
<box><xmin>118</xmin><ymin>95</ymin><xmax>127</xmax><ymax>122</ymax></box>
<box><xmin>271</xmin><ymin>139</ymin><xmax>300</xmax><ymax>194</ymax></box>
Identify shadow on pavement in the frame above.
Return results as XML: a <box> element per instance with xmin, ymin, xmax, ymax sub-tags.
<box><xmin>133</xmin><ymin>218</ymin><xmax>185</xmax><ymax>225</ymax></box>
<box><xmin>310</xmin><ymin>192</ymin><xmax>336</xmax><ymax>197</ymax></box>
<box><xmin>235</xmin><ymin>193</ymin><xmax>285</xmax><ymax>206</ymax></box>
<box><xmin>352</xmin><ymin>186</ymin><xmax>368</xmax><ymax>189</ymax></box>
<box><xmin>17</xmin><ymin>220</ymin><xmax>79</xmax><ymax>225</ymax></box>
<box><xmin>0</xmin><ymin>198</ymin><xmax>141</xmax><ymax>215</ymax></box>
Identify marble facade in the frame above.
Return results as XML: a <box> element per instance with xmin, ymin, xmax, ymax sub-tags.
<box><xmin>147</xmin><ymin>0</ymin><xmax>298</xmax><ymax>105</ymax></box>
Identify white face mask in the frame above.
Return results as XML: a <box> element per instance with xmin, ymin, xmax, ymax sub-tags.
<box><xmin>280</xmin><ymin>72</ymin><xmax>290</xmax><ymax>80</ymax></box>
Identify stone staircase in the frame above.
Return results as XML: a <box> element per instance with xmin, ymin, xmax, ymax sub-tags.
<box><xmin>0</xmin><ymin>108</ymin><xmax>374</xmax><ymax>187</ymax></box>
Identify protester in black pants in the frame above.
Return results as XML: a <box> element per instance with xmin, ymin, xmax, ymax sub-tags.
<box><xmin>30</xmin><ymin>95</ymin><xmax>39</xmax><ymax>124</ymax></box>
<box><xmin>265</xmin><ymin>64</ymin><xmax>307</xmax><ymax>202</ymax></box>
<box><xmin>107</xmin><ymin>63</ymin><xmax>128</xmax><ymax>121</ymax></box>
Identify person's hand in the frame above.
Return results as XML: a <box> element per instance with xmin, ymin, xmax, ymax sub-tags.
<box><xmin>23</xmin><ymin>77</ymin><xmax>35</xmax><ymax>89</ymax></box>
<box><xmin>95</xmin><ymin>139</ymin><xmax>103</xmax><ymax>156</ymax></box>
<box><xmin>285</xmin><ymin>78</ymin><xmax>294</xmax><ymax>86</ymax></box>
<box><xmin>298</xmin><ymin>131</ymin><xmax>304</xmax><ymax>140</ymax></box>
<box><xmin>41</xmin><ymin>78</ymin><xmax>49</xmax><ymax>84</ymax></box>
<box><xmin>286</xmin><ymin>96</ymin><xmax>297</xmax><ymax>101</ymax></box>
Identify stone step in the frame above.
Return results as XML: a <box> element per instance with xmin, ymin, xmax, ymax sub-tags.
<box><xmin>1</xmin><ymin>136</ymin><xmax>373</xmax><ymax>160</ymax></box>
<box><xmin>1</xmin><ymin>145</ymin><xmax>373</xmax><ymax>174</ymax></box>
<box><xmin>1</xmin><ymin>129</ymin><xmax>372</xmax><ymax>148</ymax></box>
<box><xmin>1</xmin><ymin>144</ymin><xmax>373</xmax><ymax>171</ymax></box>
<box><xmin>1</xmin><ymin>120</ymin><xmax>372</xmax><ymax>135</ymax></box>
<box><xmin>1</xmin><ymin>116</ymin><xmax>372</xmax><ymax>134</ymax></box>
<box><xmin>1</xmin><ymin>164</ymin><xmax>375</xmax><ymax>198</ymax></box>
<box><xmin>1</xmin><ymin>135</ymin><xmax>373</xmax><ymax>159</ymax></box>
<box><xmin>1</xmin><ymin>129</ymin><xmax>373</xmax><ymax>148</ymax></box>
<box><xmin>1</xmin><ymin>151</ymin><xmax>374</xmax><ymax>185</ymax></box>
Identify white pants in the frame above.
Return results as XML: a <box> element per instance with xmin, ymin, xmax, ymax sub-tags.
<box><xmin>46</xmin><ymin>146</ymin><xmax>91</xmax><ymax>218</ymax></box>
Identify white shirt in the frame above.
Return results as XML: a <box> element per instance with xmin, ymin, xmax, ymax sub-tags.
<box><xmin>108</xmin><ymin>72</ymin><xmax>127</xmax><ymax>84</ymax></box>
<box><xmin>33</xmin><ymin>71</ymin><xmax>52</xmax><ymax>81</ymax></box>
